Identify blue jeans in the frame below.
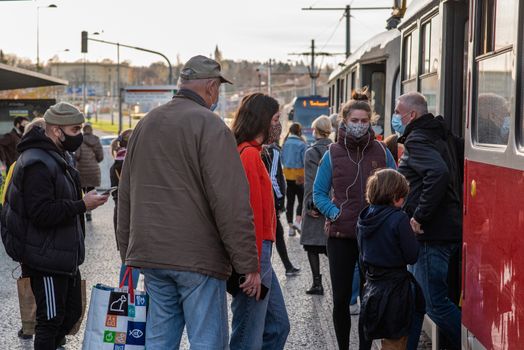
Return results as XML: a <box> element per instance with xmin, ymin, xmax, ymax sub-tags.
<box><xmin>142</xmin><ymin>268</ymin><xmax>228</xmax><ymax>349</ymax></box>
<box><xmin>119</xmin><ymin>264</ymin><xmax>140</xmax><ymax>289</ymax></box>
<box><xmin>407</xmin><ymin>242</ymin><xmax>461</xmax><ymax>350</ymax></box>
<box><xmin>231</xmin><ymin>240</ymin><xmax>290</xmax><ymax>350</ymax></box>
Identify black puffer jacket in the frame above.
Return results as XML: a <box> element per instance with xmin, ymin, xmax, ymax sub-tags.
<box><xmin>1</xmin><ymin>127</ymin><xmax>86</xmax><ymax>276</ymax></box>
<box><xmin>398</xmin><ymin>114</ymin><xmax>463</xmax><ymax>242</ymax></box>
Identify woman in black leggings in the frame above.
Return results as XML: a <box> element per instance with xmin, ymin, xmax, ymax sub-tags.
<box><xmin>313</xmin><ymin>89</ymin><xmax>397</xmax><ymax>349</ymax></box>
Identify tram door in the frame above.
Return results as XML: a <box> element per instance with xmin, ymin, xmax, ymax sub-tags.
<box><xmin>362</xmin><ymin>63</ymin><xmax>386</xmax><ymax>138</ymax></box>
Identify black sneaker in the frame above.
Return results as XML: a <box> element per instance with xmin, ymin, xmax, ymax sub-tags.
<box><xmin>17</xmin><ymin>328</ymin><xmax>33</xmax><ymax>340</ymax></box>
<box><xmin>57</xmin><ymin>336</ymin><xmax>66</xmax><ymax>347</ymax></box>
<box><xmin>285</xmin><ymin>267</ymin><xmax>300</xmax><ymax>276</ymax></box>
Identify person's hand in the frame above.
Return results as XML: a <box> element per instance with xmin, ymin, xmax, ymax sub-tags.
<box><xmin>83</xmin><ymin>190</ymin><xmax>109</xmax><ymax>211</ymax></box>
<box><xmin>240</xmin><ymin>272</ymin><xmax>261</xmax><ymax>300</ymax></box>
<box><xmin>307</xmin><ymin>209</ymin><xmax>320</xmax><ymax>218</ymax></box>
<box><xmin>410</xmin><ymin>218</ymin><xmax>424</xmax><ymax>234</ymax></box>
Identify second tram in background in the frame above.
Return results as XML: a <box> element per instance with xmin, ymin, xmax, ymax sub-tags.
<box><xmin>328</xmin><ymin>0</ymin><xmax>524</xmax><ymax>349</ymax></box>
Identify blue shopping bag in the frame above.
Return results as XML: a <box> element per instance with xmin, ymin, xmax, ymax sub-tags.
<box><xmin>82</xmin><ymin>267</ymin><xmax>148</xmax><ymax>350</ymax></box>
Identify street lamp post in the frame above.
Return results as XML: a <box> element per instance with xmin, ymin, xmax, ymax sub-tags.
<box><xmin>36</xmin><ymin>4</ymin><xmax>57</xmax><ymax>71</ymax></box>
<box><xmin>83</xmin><ymin>32</ymin><xmax>174</xmax><ymax>133</ymax></box>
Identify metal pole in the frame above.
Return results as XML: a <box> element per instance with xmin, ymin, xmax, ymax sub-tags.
<box><xmin>117</xmin><ymin>43</ymin><xmax>122</xmax><ymax>135</ymax></box>
<box><xmin>311</xmin><ymin>40</ymin><xmax>317</xmax><ymax>95</ymax></box>
<box><xmin>83</xmin><ymin>54</ymin><xmax>87</xmax><ymax>113</ymax></box>
<box><xmin>346</xmin><ymin>5</ymin><xmax>351</xmax><ymax>57</ymax></box>
<box><xmin>268</xmin><ymin>59</ymin><xmax>272</xmax><ymax>96</ymax></box>
<box><xmin>36</xmin><ymin>7</ymin><xmax>40</xmax><ymax>71</ymax></box>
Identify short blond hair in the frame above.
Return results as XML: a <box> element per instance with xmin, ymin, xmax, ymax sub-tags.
<box><xmin>312</xmin><ymin>115</ymin><xmax>332</xmax><ymax>138</ymax></box>
<box><xmin>23</xmin><ymin>118</ymin><xmax>45</xmax><ymax>135</ymax></box>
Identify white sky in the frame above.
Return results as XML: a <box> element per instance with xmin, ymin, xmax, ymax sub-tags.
<box><xmin>0</xmin><ymin>0</ymin><xmax>402</xmax><ymax>68</ymax></box>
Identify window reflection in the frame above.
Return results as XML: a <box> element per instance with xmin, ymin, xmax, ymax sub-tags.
<box><xmin>421</xmin><ymin>15</ymin><xmax>441</xmax><ymax>74</ymax></box>
<box><xmin>420</xmin><ymin>75</ymin><xmax>438</xmax><ymax>115</ymax></box>
<box><xmin>403</xmin><ymin>34</ymin><xmax>413</xmax><ymax>80</ymax></box>
<box><xmin>476</xmin><ymin>52</ymin><xmax>513</xmax><ymax>145</ymax></box>
<box><xmin>410</xmin><ymin>29</ymin><xmax>419</xmax><ymax>78</ymax></box>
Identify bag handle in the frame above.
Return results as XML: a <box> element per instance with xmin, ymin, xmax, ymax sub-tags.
<box><xmin>119</xmin><ymin>266</ymin><xmax>135</xmax><ymax>303</ymax></box>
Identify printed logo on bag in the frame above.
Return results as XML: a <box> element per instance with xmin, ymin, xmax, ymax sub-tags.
<box><xmin>115</xmin><ymin>332</ymin><xmax>127</xmax><ymax>344</ymax></box>
<box><xmin>107</xmin><ymin>292</ymin><xmax>128</xmax><ymax>316</ymax></box>
<box><xmin>126</xmin><ymin>321</ymin><xmax>146</xmax><ymax>346</ymax></box>
<box><xmin>113</xmin><ymin>345</ymin><xmax>125</xmax><ymax>350</ymax></box>
<box><xmin>104</xmin><ymin>330</ymin><xmax>116</xmax><ymax>343</ymax></box>
<box><xmin>128</xmin><ymin>305</ymin><xmax>135</xmax><ymax>318</ymax></box>
<box><xmin>105</xmin><ymin>315</ymin><xmax>118</xmax><ymax>328</ymax></box>
<box><xmin>135</xmin><ymin>295</ymin><xmax>147</xmax><ymax>306</ymax></box>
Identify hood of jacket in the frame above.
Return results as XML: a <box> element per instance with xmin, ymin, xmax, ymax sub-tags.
<box><xmin>313</xmin><ymin>137</ymin><xmax>332</xmax><ymax>148</ymax></box>
<box><xmin>17</xmin><ymin>126</ymin><xmax>62</xmax><ymax>155</ymax></box>
<box><xmin>399</xmin><ymin>113</ymin><xmax>447</xmax><ymax>144</ymax></box>
<box><xmin>357</xmin><ymin>205</ymin><xmax>399</xmax><ymax>239</ymax></box>
<box><xmin>82</xmin><ymin>133</ymin><xmax>99</xmax><ymax>147</ymax></box>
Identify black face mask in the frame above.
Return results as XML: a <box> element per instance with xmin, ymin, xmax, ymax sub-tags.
<box><xmin>59</xmin><ymin>128</ymin><xmax>83</xmax><ymax>152</ymax></box>
<box><xmin>18</xmin><ymin>125</ymin><xmax>25</xmax><ymax>134</ymax></box>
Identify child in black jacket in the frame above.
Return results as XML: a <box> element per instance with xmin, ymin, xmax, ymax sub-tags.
<box><xmin>357</xmin><ymin>169</ymin><xmax>424</xmax><ymax>350</ymax></box>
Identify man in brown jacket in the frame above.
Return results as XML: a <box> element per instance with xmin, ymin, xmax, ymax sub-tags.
<box><xmin>117</xmin><ymin>55</ymin><xmax>260</xmax><ymax>349</ymax></box>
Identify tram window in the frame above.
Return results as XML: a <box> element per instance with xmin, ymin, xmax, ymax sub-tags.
<box><xmin>420</xmin><ymin>76</ymin><xmax>438</xmax><ymax>115</ymax></box>
<box><xmin>475</xmin><ymin>52</ymin><xmax>513</xmax><ymax>145</ymax></box>
<box><xmin>410</xmin><ymin>29</ymin><xmax>419</xmax><ymax>78</ymax></box>
<box><xmin>403</xmin><ymin>80</ymin><xmax>417</xmax><ymax>94</ymax></box>
<box><xmin>403</xmin><ymin>34</ymin><xmax>413</xmax><ymax>80</ymax></box>
<box><xmin>422</xmin><ymin>22</ymin><xmax>431</xmax><ymax>73</ymax></box>
<box><xmin>478</xmin><ymin>0</ymin><xmax>518</xmax><ymax>54</ymax></box>
<box><xmin>421</xmin><ymin>16</ymin><xmax>440</xmax><ymax>74</ymax></box>
<box><xmin>494</xmin><ymin>0</ymin><xmax>518</xmax><ymax>50</ymax></box>
<box><xmin>371</xmin><ymin>72</ymin><xmax>386</xmax><ymax>134</ymax></box>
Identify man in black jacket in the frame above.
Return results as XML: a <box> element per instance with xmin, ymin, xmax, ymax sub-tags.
<box><xmin>0</xmin><ymin>116</ymin><xmax>29</xmax><ymax>170</ymax></box>
<box><xmin>394</xmin><ymin>92</ymin><xmax>462</xmax><ymax>350</ymax></box>
<box><xmin>2</xmin><ymin>102</ymin><xmax>108</xmax><ymax>350</ymax></box>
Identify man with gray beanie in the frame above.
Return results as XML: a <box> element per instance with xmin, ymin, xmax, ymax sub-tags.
<box><xmin>1</xmin><ymin>102</ymin><xmax>108</xmax><ymax>349</ymax></box>
<box><xmin>117</xmin><ymin>55</ymin><xmax>260</xmax><ymax>348</ymax></box>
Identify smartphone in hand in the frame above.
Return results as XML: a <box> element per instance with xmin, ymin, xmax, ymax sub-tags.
<box><xmin>259</xmin><ymin>283</ymin><xmax>269</xmax><ymax>300</ymax></box>
<box><xmin>95</xmin><ymin>186</ymin><xmax>117</xmax><ymax>195</ymax></box>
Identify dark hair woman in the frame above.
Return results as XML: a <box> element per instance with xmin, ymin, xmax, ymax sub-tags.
<box><xmin>230</xmin><ymin>93</ymin><xmax>290</xmax><ymax>350</ymax></box>
<box><xmin>312</xmin><ymin>88</ymin><xmax>397</xmax><ymax>350</ymax></box>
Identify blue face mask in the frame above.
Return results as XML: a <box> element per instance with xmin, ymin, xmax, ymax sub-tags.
<box><xmin>501</xmin><ymin>116</ymin><xmax>510</xmax><ymax>137</ymax></box>
<box><xmin>391</xmin><ymin>113</ymin><xmax>406</xmax><ymax>135</ymax></box>
<box><xmin>210</xmin><ymin>103</ymin><xmax>218</xmax><ymax>112</ymax></box>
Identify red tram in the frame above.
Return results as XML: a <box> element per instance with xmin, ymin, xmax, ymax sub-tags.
<box><xmin>328</xmin><ymin>0</ymin><xmax>523</xmax><ymax>348</ymax></box>
<box><xmin>462</xmin><ymin>0</ymin><xmax>523</xmax><ymax>348</ymax></box>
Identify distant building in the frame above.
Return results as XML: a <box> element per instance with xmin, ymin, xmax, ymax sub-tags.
<box><xmin>49</xmin><ymin>60</ymin><xmax>133</xmax><ymax>101</ymax></box>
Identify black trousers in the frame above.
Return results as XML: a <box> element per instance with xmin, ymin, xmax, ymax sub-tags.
<box><xmin>30</xmin><ymin>270</ymin><xmax>83</xmax><ymax>350</ymax></box>
<box><xmin>275</xmin><ymin>214</ymin><xmax>293</xmax><ymax>270</ymax></box>
<box><xmin>327</xmin><ymin>237</ymin><xmax>371</xmax><ymax>350</ymax></box>
<box><xmin>285</xmin><ymin>180</ymin><xmax>304</xmax><ymax>224</ymax></box>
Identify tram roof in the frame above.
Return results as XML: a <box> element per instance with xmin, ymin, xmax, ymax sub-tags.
<box><xmin>399</xmin><ymin>0</ymin><xmax>440</xmax><ymax>29</ymax></box>
<box><xmin>0</xmin><ymin>63</ymin><xmax>68</xmax><ymax>91</ymax></box>
<box><xmin>329</xmin><ymin>29</ymin><xmax>400</xmax><ymax>81</ymax></box>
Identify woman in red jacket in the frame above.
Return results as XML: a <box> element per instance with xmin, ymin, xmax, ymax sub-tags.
<box><xmin>230</xmin><ymin>93</ymin><xmax>290</xmax><ymax>350</ymax></box>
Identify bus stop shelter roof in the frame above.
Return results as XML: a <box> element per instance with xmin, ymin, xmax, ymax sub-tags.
<box><xmin>0</xmin><ymin>63</ymin><xmax>68</xmax><ymax>91</ymax></box>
